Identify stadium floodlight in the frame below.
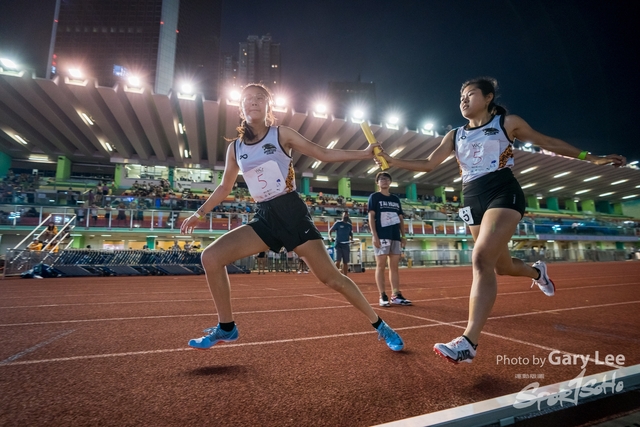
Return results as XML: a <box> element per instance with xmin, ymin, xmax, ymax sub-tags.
<box><xmin>352</xmin><ymin>109</ymin><xmax>364</xmax><ymax>119</ymax></box>
<box><xmin>181</xmin><ymin>83</ymin><xmax>193</xmax><ymax>94</ymax></box>
<box><xmin>575</xmin><ymin>189</ymin><xmax>590</xmax><ymax>195</ymax></box>
<box><xmin>275</xmin><ymin>97</ymin><xmax>286</xmax><ymax>107</ymax></box>
<box><xmin>622</xmin><ymin>195</ymin><xmax>637</xmax><ymax>199</ymax></box>
<box><xmin>127</xmin><ymin>76</ymin><xmax>141</xmax><ymax>87</ymax></box>
<box><xmin>423</xmin><ymin>122</ymin><xmax>434</xmax><ymax>131</ymax></box>
<box><xmin>388</xmin><ymin>115</ymin><xmax>399</xmax><ymax>125</ymax></box>
<box><xmin>583</xmin><ymin>176</ymin><xmax>600</xmax><ymax>182</ymax></box>
<box><xmin>521</xmin><ymin>183</ymin><xmax>536</xmax><ymax>189</ymax></box>
<box><xmin>599</xmin><ymin>192</ymin><xmax>614</xmax><ymax>197</ymax></box>
<box><xmin>549</xmin><ymin>186</ymin><xmax>565</xmax><ymax>192</ymax></box>
<box><xmin>524</xmin><ymin>142</ymin><xmax>533</xmax><ymax>148</ymax></box>
<box><xmin>68</xmin><ymin>68</ymin><xmax>83</xmax><ymax>79</ymax></box>
<box><xmin>0</xmin><ymin>58</ymin><xmax>18</xmax><ymax>70</ymax></box>
<box><xmin>229</xmin><ymin>90</ymin><xmax>241</xmax><ymax>101</ymax></box>
<box><xmin>611</xmin><ymin>179</ymin><xmax>629</xmax><ymax>185</ymax></box>
<box><xmin>315</xmin><ymin>104</ymin><xmax>327</xmax><ymax>114</ymax></box>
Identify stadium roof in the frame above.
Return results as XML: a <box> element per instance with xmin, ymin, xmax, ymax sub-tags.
<box><xmin>1</xmin><ymin>71</ymin><xmax>639</xmax><ymax>201</ymax></box>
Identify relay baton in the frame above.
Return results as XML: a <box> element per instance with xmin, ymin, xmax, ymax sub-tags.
<box><xmin>360</xmin><ymin>122</ymin><xmax>389</xmax><ymax>170</ymax></box>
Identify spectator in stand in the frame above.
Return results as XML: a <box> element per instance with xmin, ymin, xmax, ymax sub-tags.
<box><xmin>116</xmin><ymin>202</ymin><xmax>127</xmax><ymax>225</ymax></box>
<box><xmin>28</xmin><ymin>238</ymin><xmax>43</xmax><ymax>251</ymax></box>
<box><xmin>42</xmin><ymin>222</ymin><xmax>58</xmax><ymax>243</ymax></box>
<box><xmin>90</xmin><ymin>204</ymin><xmax>99</xmax><ymax>225</ymax></box>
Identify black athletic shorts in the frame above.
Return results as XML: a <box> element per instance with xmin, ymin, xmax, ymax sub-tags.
<box><xmin>247</xmin><ymin>192</ymin><xmax>323</xmax><ymax>252</ymax></box>
<box><xmin>460</xmin><ymin>168</ymin><xmax>526</xmax><ymax>225</ymax></box>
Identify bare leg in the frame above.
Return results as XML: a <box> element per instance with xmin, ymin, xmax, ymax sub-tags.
<box><xmin>387</xmin><ymin>254</ymin><xmax>401</xmax><ymax>295</ymax></box>
<box><xmin>295</xmin><ymin>239</ymin><xmax>378</xmax><ymax>323</ymax></box>
<box><xmin>200</xmin><ymin>225</ymin><xmax>269</xmax><ymax>323</ymax></box>
<box><xmin>464</xmin><ymin>208</ymin><xmax>524</xmax><ymax>344</ymax></box>
<box><xmin>374</xmin><ymin>254</ymin><xmax>388</xmax><ymax>296</ymax></box>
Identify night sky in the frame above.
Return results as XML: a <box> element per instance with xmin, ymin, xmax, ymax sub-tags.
<box><xmin>1</xmin><ymin>0</ymin><xmax>639</xmax><ymax>161</ymax></box>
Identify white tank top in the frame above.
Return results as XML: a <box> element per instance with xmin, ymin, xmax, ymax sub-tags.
<box><xmin>234</xmin><ymin>126</ymin><xmax>296</xmax><ymax>202</ymax></box>
<box><xmin>454</xmin><ymin>115</ymin><xmax>514</xmax><ymax>184</ymax></box>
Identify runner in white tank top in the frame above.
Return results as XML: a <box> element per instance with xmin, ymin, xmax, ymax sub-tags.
<box><xmin>180</xmin><ymin>83</ymin><xmax>405</xmax><ymax>353</ymax></box>
<box><xmin>375</xmin><ymin>77</ymin><xmax>625</xmax><ymax>364</ymax></box>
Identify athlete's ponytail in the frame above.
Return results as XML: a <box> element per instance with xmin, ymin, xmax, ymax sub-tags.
<box><xmin>461</xmin><ymin>77</ymin><xmax>508</xmax><ymax>116</ymax></box>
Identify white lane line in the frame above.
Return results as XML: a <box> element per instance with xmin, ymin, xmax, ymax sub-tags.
<box><xmin>0</xmin><ymin>328</ymin><xmax>414</xmax><ymax>366</ymax></box>
<box><xmin>408</xmin><ymin>281</ymin><xmax>640</xmax><ymax>304</ymax></box>
<box><xmin>0</xmin><ymin>329</ymin><xmax>75</xmax><ymax>365</ymax></box>
<box><xmin>303</xmin><ymin>294</ymin><xmax>351</xmax><ymax>304</ymax></box>
<box><xmin>379</xmin><ymin>309</ymin><xmax>625</xmax><ymax>370</ymax></box>
<box><xmin>2</xmin><ymin>299</ymin><xmax>639</xmax><ymax>329</ymax></box>
<box><xmin>0</xmin><ymin>305</ymin><xmax>355</xmax><ymax>327</ymax></box>
<box><xmin>1</xmin><ymin>272</ymin><xmax>635</xmax><ymax>300</ymax></box>
<box><xmin>1</xmin><ymin>281</ymin><xmax>636</xmax><ymax>310</ymax></box>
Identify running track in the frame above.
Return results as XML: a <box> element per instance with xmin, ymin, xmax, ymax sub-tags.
<box><xmin>1</xmin><ymin>262</ymin><xmax>639</xmax><ymax>426</ymax></box>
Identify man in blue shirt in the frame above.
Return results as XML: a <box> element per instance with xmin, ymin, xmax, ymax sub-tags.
<box><xmin>368</xmin><ymin>172</ymin><xmax>411</xmax><ymax>306</ymax></box>
<box><xmin>329</xmin><ymin>211</ymin><xmax>353</xmax><ymax>276</ymax></box>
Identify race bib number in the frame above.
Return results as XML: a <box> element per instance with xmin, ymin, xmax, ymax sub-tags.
<box><xmin>379</xmin><ymin>239</ymin><xmax>391</xmax><ymax>248</ymax></box>
<box><xmin>458</xmin><ymin>206</ymin><xmax>474</xmax><ymax>225</ymax></box>
<box><xmin>243</xmin><ymin>160</ymin><xmax>285</xmax><ymax>202</ymax></box>
<box><xmin>380</xmin><ymin>212</ymin><xmax>400</xmax><ymax>227</ymax></box>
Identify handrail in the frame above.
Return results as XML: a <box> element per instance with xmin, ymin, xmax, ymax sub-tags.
<box><xmin>12</xmin><ymin>214</ymin><xmax>53</xmax><ymax>249</ymax></box>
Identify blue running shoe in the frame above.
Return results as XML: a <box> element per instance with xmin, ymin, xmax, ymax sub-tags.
<box><xmin>376</xmin><ymin>320</ymin><xmax>404</xmax><ymax>351</ymax></box>
<box><xmin>188</xmin><ymin>324</ymin><xmax>239</xmax><ymax>349</ymax></box>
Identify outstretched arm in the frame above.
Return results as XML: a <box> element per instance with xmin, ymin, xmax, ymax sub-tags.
<box><xmin>180</xmin><ymin>143</ymin><xmax>239</xmax><ymax>233</ymax></box>
<box><xmin>505</xmin><ymin>115</ymin><xmax>626</xmax><ymax>167</ymax></box>
<box><xmin>378</xmin><ymin>130</ymin><xmax>456</xmax><ymax>172</ymax></box>
<box><xmin>279</xmin><ymin>126</ymin><xmax>376</xmax><ymax>163</ymax></box>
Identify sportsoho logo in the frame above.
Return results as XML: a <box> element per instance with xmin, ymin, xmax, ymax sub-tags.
<box><xmin>513</xmin><ymin>368</ymin><xmax>624</xmax><ymax>411</ymax></box>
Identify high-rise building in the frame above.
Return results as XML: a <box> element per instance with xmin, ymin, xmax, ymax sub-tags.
<box><xmin>174</xmin><ymin>0</ymin><xmax>222</xmax><ymax>99</ymax></box>
<box><xmin>50</xmin><ymin>0</ymin><xmax>221</xmax><ymax>97</ymax></box>
<box><xmin>219</xmin><ymin>53</ymin><xmax>239</xmax><ymax>93</ymax></box>
<box><xmin>237</xmin><ymin>34</ymin><xmax>280</xmax><ymax>91</ymax></box>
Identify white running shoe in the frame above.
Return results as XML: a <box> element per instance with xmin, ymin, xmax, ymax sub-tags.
<box><xmin>531</xmin><ymin>260</ymin><xmax>555</xmax><ymax>296</ymax></box>
<box><xmin>391</xmin><ymin>293</ymin><xmax>412</xmax><ymax>306</ymax></box>
<box><xmin>433</xmin><ymin>336</ymin><xmax>476</xmax><ymax>364</ymax></box>
<box><xmin>379</xmin><ymin>293</ymin><xmax>390</xmax><ymax>307</ymax></box>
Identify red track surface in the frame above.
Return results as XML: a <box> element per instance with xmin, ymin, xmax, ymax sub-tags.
<box><xmin>1</xmin><ymin>262</ymin><xmax>639</xmax><ymax>426</ymax></box>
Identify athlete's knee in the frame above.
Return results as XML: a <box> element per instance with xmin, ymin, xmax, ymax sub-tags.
<box><xmin>472</xmin><ymin>250</ymin><xmax>496</xmax><ymax>273</ymax></box>
<box><xmin>201</xmin><ymin>246</ymin><xmax>225</xmax><ymax>269</ymax></box>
